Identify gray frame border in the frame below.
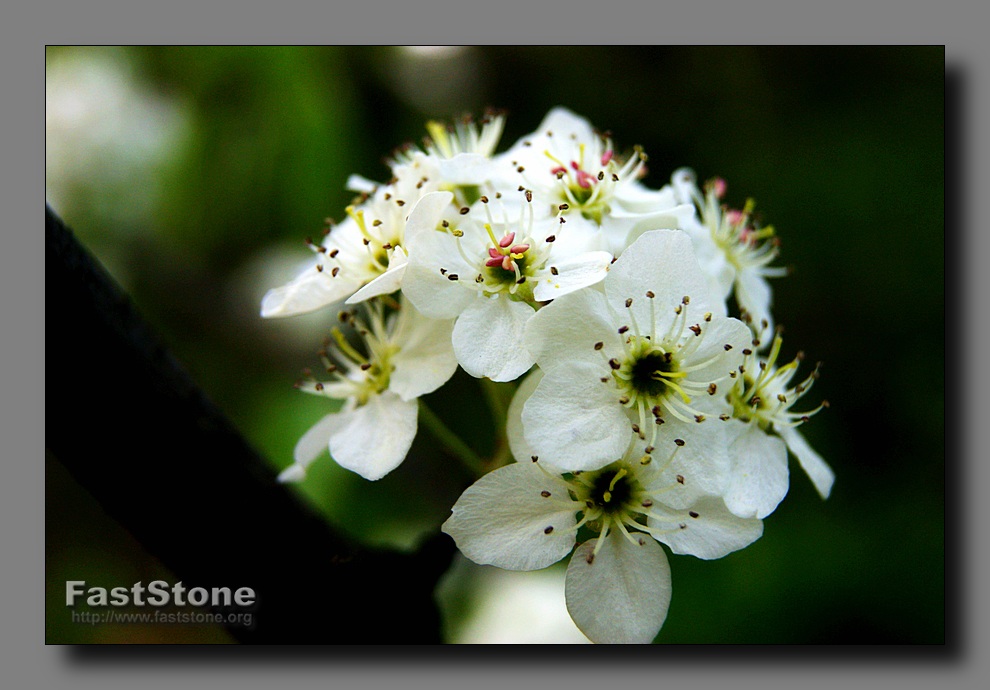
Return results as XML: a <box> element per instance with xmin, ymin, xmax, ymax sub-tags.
<box><xmin>14</xmin><ymin>0</ymin><xmax>980</xmax><ymax>687</ymax></box>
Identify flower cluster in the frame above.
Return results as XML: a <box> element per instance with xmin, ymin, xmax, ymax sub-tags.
<box><xmin>262</xmin><ymin>107</ymin><xmax>834</xmax><ymax>643</ymax></box>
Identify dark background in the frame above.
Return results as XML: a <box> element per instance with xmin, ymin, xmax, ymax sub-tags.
<box><xmin>45</xmin><ymin>46</ymin><xmax>945</xmax><ymax>643</ymax></box>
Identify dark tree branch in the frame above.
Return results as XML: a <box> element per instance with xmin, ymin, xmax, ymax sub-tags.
<box><xmin>46</xmin><ymin>205</ymin><xmax>455</xmax><ymax>643</ymax></box>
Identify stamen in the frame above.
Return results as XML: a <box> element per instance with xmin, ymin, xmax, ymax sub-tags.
<box><xmin>330</xmin><ymin>327</ymin><xmax>367</xmax><ymax>365</ymax></box>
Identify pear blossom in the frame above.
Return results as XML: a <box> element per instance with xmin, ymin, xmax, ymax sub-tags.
<box><xmin>441</xmin><ymin>438</ymin><xmax>763</xmax><ymax>643</ymax></box>
<box><xmin>403</xmin><ymin>188</ymin><xmax>612</xmax><ymax>382</ymax></box>
<box><xmin>521</xmin><ymin>229</ymin><xmax>752</xmax><ymax>474</ymax></box>
<box><xmin>260</xmin><ymin>154</ymin><xmax>452</xmax><ymax>317</ymax></box>
<box><xmin>391</xmin><ymin>110</ymin><xmax>508</xmax><ymax>199</ymax></box>
<box><xmin>721</xmin><ymin>328</ymin><xmax>834</xmax><ymax>517</ymax></box>
<box><xmin>671</xmin><ymin>168</ymin><xmax>788</xmax><ymax>338</ymax></box>
<box><xmin>255</xmin><ymin>106</ymin><xmax>836</xmax><ymax>645</ymax></box>
<box><xmin>500</xmin><ymin>107</ymin><xmax>696</xmax><ymax>255</ymax></box>
<box><xmin>508</xmin><ymin>366</ymin><xmax>732</xmax><ymax>510</ymax></box>
<box><xmin>277</xmin><ymin>297</ymin><xmax>457</xmax><ymax>482</ymax></box>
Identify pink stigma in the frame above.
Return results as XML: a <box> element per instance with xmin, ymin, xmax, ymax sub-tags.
<box><xmin>713</xmin><ymin>178</ymin><xmax>727</xmax><ymax>200</ymax></box>
<box><xmin>601</xmin><ymin>150</ymin><xmax>614</xmax><ymax>166</ymax></box>
<box><xmin>726</xmin><ymin>209</ymin><xmax>744</xmax><ymax>226</ymax></box>
<box><xmin>498</xmin><ymin>232</ymin><xmax>516</xmax><ymax>248</ymax></box>
<box><xmin>575</xmin><ymin>169</ymin><xmax>596</xmax><ymax>188</ymax></box>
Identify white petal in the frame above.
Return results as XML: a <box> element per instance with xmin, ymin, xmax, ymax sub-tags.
<box><xmin>641</xmin><ymin>414</ymin><xmax>732</xmax><ymax>508</ymax></box>
<box><xmin>276</xmin><ymin>464</ymin><xmax>307</xmax><ymax>483</ymax></box>
<box><xmin>777</xmin><ymin>425</ymin><xmax>835</xmax><ymax>500</ymax></box>
<box><xmin>279</xmin><ymin>411</ymin><xmax>347</xmax><ymax>482</ymax></box>
<box><xmin>723</xmin><ymin>422</ymin><xmax>789</xmax><ymax>519</ymax></box>
<box><xmin>565</xmin><ymin>532</ymin><xmax>671</xmax><ymax>644</ymax></box>
<box><xmin>402</xmin><ymin>230</ymin><xmax>475</xmax><ymax>319</ymax></box>
<box><xmin>327</xmin><ymin>393</ymin><xmax>419</xmax><ymax>480</ymax></box>
<box><xmin>506</xmin><ymin>367</ymin><xmax>544</xmax><ymax>462</ymax></box>
<box><xmin>687</xmin><ymin>232</ymin><xmax>736</xmax><ymax>300</ymax></box>
<box><xmin>670</xmin><ymin>168</ymin><xmax>699</xmax><ymax>204</ymax></box>
<box><xmin>532</xmin><ymin>251</ymin><xmax>612</xmax><ymax>302</ymax></box>
<box><xmin>532</xmin><ymin>107</ymin><xmax>596</xmax><ymax>142</ymax></box>
<box><xmin>617</xmin><ymin>203</ymin><xmax>700</xmax><ymax>251</ymax></box>
<box><xmin>522</xmin><ymin>362</ymin><xmax>631</xmax><ymax>471</ymax></box>
<box><xmin>441</xmin><ymin>462</ymin><xmax>579</xmax><ymax>571</ymax></box>
<box><xmin>389</xmin><ymin>306</ymin><xmax>458</xmax><ymax>401</ymax></box>
<box><xmin>677</xmin><ymin>316</ymin><xmax>751</xmax><ymax>383</ymax></box>
<box><xmin>293</xmin><ymin>411</ymin><xmax>344</xmax><ymax>467</ymax></box>
<box><xmin>404</xmin><ymin>191</ymin><xmax>455</xmax><ymax>243</ymax></box>
<box><xmin>541</xmin><ymin>214</ymin><xmax>609</xmax><ymax>256</ymax></box>
<box><xmin>438</xmin><ymin>154</ymin><xmax>495</xmax><ymax>185</ymax></box>
<box><xmin>452</xmin><ymin>296</ymin><xmax>535</xmax><ymax>382</ymax></box>
<box><xmin>612</xmin><ymin>181</ymin><xmax>681</xmax><ymax>214</ymax></box>
<box><xmin>345</xmin><ymin>174</ymin><xmax>380</xmax><ymax>194</ymax></box>
<box><xmin>735</xmin><ymin>267</ymin><xmax>774</xmax><ymax>334</ymax></box>
<box><xmin>523</xmin><ymin>287</ymin><xmax>618</xmax><ymax>372</ymax></box>
<box><xmin>605</xmin><ymin>229</ymin><xmax>721</xmax><ymax>326</ymax></box>
<box><xmin>345</xmin><ymin>250</ymin><xmax>407</xmax><ymax>305</ymax></box>
<box><xmin>649</xmin><ymin>496</ymin><xmax>763</xmax><ymax>560</ymax></box>
<box><xmin>260</xmin><ymin>266</ymin><xmax>360</xmax><ymax>318</ymax></box>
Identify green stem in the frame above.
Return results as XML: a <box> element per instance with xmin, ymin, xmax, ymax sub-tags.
<box><xmin>418</xmin><ymin>402</ymin><xmax>487</xmax><ymax>477</ymax></box>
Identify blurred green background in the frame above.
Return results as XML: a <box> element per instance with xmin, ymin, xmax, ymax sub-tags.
<box><xmin>45</xmin><ymin>46</ymin><xmax>945</xmax><ymax>644</ymax></box>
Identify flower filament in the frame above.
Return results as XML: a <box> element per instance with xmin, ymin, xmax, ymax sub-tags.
<box><xmin>604</xmin><ymin>295</ymin><xmax>729</xmax><ymax>447</ymax></box>
<box><xmin>443</xmin><ymin>190</ymin><xmax>553</xmax><ymax>303</ymax></box>
<box><xmin>390</xmin><ymin>112</ymin><xmax>506</xmax><ymax>208</ymax></box>
<box><xmin>537</xmin><ymin>136</ymin><xmax>647</xmax><ymax>225</ymax></box>
<box><xmin>296</xmin><ymin>302</ymin><xmax>399</xmax><ymax>406</ymax></box>
<box><xmin>533</xmin><ymin>444</ymin><xmax>696</xmax><ymax>562</ymax></box>
<box><xmin>726</xmin><ymin>331</ymin><xmax>828</xmax><ymax>431</ymax></box>
<box><xmin>309</xmin><ymin>192</ymin><xmax>411</xmax><ymax>287</ymax></box>
<box><xmin>698</xmin><ymin>178</ymin><xmax>787</xmax><ymax>278</ymax></box>
<box><xmin>423</xmin><ymin>111</ymin><xmax>506</xmax><ymax>160</ymax></box>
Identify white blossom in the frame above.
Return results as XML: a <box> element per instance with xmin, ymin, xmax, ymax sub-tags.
<box><xmin>499</xmin><ymin>107</ymin><xmax>696</xmax><ymax>256</ymax></box>
<box><xmin>521</xmin><ymin>229</ymin><xmax>752</xmax><ymax>474</ymax></box>
<box><xmin>441</xmin><ymin>438</ymin><xmax>763</xmax><ymax>643</ymax></box>
<box><xmin>277</xmin><ymin>297</ymin><xmax>457</xmax><ymax>482</ymax></box>
<box><xmin>403</xmin><ymin>188</ymin><xmax>612</xmax><ymax>382</ymax></box>
<box><xmin>260</xmin><ymin>154</ymin><xmax>451</xmax><ymax>317</ymax></box>
<box><xmin>392</xmin><ymin>110</ymin><xmax>507</xmax><ymax>196</ymax></box>
<box><xmin>671</xmin><ymin>168</ymin><xmax>788</xmax><ymax>338</ymax></box>
<box><xmin>721</xmin><ymin>328</ymin><xmax>834</xmax><ymax>517</ymax></box>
